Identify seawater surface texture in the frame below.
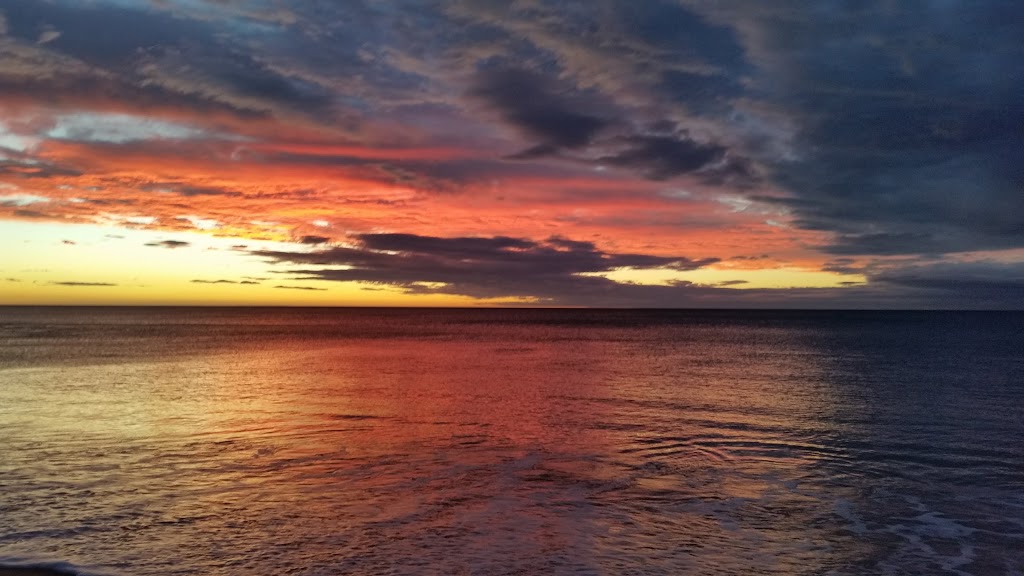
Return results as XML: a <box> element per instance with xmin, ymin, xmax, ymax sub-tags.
<box><xmin>1</xmin><ymin>308</ymin><xmax>1022</xmax><ymax>576</ymax></box>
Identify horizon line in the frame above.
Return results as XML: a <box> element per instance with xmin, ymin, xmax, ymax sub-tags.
<box><xmin>2</xmin><ymin>304</ymin><xmax>1022</xmax><ymax>312</ymax></box>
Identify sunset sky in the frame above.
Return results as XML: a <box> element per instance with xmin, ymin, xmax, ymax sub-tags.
<box><xmin>2</xmin><ymin>0</ymin><xmax>1022</xmax><ymax>307</ymax></box>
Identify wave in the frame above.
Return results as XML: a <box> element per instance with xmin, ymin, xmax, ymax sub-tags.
<box><xmin>0</xmin><ymin>559</ymin><xmax>100</xmax><ymax>576</ymax></box>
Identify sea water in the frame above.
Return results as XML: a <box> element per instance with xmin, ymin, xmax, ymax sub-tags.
<box><xmin>1</xmin><ymin>308</ymin><xmax>1022</xmax><ymax>575</ymax></box>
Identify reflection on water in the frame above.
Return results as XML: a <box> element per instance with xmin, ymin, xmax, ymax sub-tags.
<box><xmin>1</xmin><ymin>309</ymin><xmax>1022</xmax><ymax>575</ymax></box>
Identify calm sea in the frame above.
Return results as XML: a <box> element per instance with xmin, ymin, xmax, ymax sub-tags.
<box><xmin>1</xmin><ymin>308</ymin><xmax>1022</xmax><ymax>575</ymax></box>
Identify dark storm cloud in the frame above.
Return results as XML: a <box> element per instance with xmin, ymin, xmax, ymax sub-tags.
<box><xmin>456</xmin><ymin>0</ymin><xmax>1024</xmax><ymax>257</ymax></box>
<box><xmin>201</xmin><ymin>50</ymin><xmax>336</xmax><ymax>113</ymax></box>
<box><xmin>869</xmin><ymin>261</ymin><xmax>1024</xmax><ymax>308</ymax></box>
<box><xmin>258</xmin><ymin>231</ymin><xmax>1007</xmax><ymax>307</ymax></box>
<box><xmin>470</xmin><ymin>67</ymin><xmax>608</xmax><ymax>156</ymax></box>
<box><xmin>452</xmin><ymin>0</ymin><xmax>749</xmax><ymax>104</ymax></box>
<box><xmin>613</xmin><ymin>0</ymin><xmax>749</xmax><ymax>72</ymax></box>
<box><xmin>657</xmin><ymin>70</ymin><xmax>745</xmax><ymax>116</ymax></box>
<box><xmin>468</xmin><ymin>65</ymin><xmax>746</xmax><ymax>181</ymax></box>
<box><xmin>0</xmin><ymin>62</ymin><xmax>267</xmax><ymax>121</ymax></box>
<box><xmin>599</xmin><ymin>133</ymin><xmax>727</xmax><ymax>180</ymax></box>
<box><xmin>0</xmin><ymin>0</ymin><xmax>208</xmax><ymax>68</ymax></box>
<box><xmin>145</xmin><ymin>240</ymin><xmax>190</xmax><ymax>249</ymax></box>
<box><xmin>820</xmin><ymin>233</ymin><xmax>949</xmax><ymax>257</ymax></box>
<box><xmin>0</xmin><ymin>0</ymin><xmax>337</xmax><ymax>120</ymax></box>
<box><xmin>256</xmin><ymin>227</ymin><xmax>1024</xmax><ymax>308</ymax></box>
<box><xmin>359</xmin><ymin>233</ymin><xmax>534</xmax><ymax>257</ymax></box>
<box><xmin>821</xmin><ymin>258</ymin><xmax>863</xmax><ymax>275</ymax></box>
<box><xmin>715</xmin><ymin>0</ymin><xmax>1024</xmax><ymax>255</ymax></box>
<box><xmin>253</xmin><ymin>232</ymin><xmax>719</xmax><ymax>303</ymax></box>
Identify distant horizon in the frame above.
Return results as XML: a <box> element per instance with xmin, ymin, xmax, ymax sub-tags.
<box><xmin>3</xmin><ymin>304</ymin><xmax>1022</xmax><ymax>312</ymax></box>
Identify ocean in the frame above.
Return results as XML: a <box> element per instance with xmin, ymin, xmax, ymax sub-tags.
<box><xmin>1</xmin><ymin>308</ymin><xmax>1022</xmax><ymax>575</ymax></box>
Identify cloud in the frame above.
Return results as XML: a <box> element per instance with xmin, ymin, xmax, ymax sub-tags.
<box><xmin>274</xmin><ymin>285</ymin><xmax>326</xmax><ymax>291</ymax></box>
<box><xmin>821</xmin><ymin>258</ymin><xmax>863</xmax><ymax>275</ymax></box>
<box><xmin>2</xmin><ymin>0</ymin><xmax>204</xmax><ymax>68</ymax></box>
<box><xmin>37</xmin><ymin>29</ymin><xmax>62</xmax><ymax>45</ymax></box>
<box><xmin>191</xmin><ymin>278</ymin><xmax>261</xmax><ymax>285</ymax></box>
<box><xmin>299</xmin><ymin>235</ymin><xmax>330</xmax><ymax>245</ymax></box>
<box><xmin>466</xmin><ymin>64</ymin><xmax>748</xmax><ymax>183</ymax></box>
<box><xmin>0</xmin><ymin>0</ymin><xmax>339</xmax><ymax>125</ymax></box>
<box><xmin>12</xmin><ymin>208</ymin><xmax>50</xmax><ymax>219</ymax></box>
<box><xmin>599</xmin><ymin>133</ymin><xmax>727</xmax><ymax>180</ymax></box>
<box><xmin>139</xmin><ymin>182</ymin><xmax>241</xmax><ymax>197</ymax></box>
<box><xmin>50</xmin><ymin>281</ymin><xmax>117</xmax><ymax>287</ymax></box>
<box><xmin>0</xmin><ymin>194</ymin><xmax>50</xmax><ymax>206</ymax></box>
<box><xmin>145</xmin><ymin>240</ymin><xmax>190</xmax><ymax>249</ymax></box>
<box><xmin>702</xmin><ymin>1</ymin><xmax>1024</xmax><ymax>256</ymax></box>
<box><xmin>0</xmin><ymin>159</ymin><xmax>82</xmax><ymax>179</ymax></box>
<box><xmin>870</xmin><ymin>260</ymin><xmax>1024</xmax><ymax>307</ymax></box>
<box><xmin>254</xmin><ymin>232</ymin><xmax>719</xmax><ymax>303</ymax></box>
<box><xmin>470</xmin><ymin>66</ymin><xmax>608</xmax><ymax>156</ymax></box>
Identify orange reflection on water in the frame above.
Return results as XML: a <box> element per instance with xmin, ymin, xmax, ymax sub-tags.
<box><xmin>0</xmin><ymin>315</ymin><xmax>863</xmax><ymax>574</ymax></box>
<box><xmin>153</xmin><ymin>325</ymin><xmax>848</xmax><ymax>573</ymax></box>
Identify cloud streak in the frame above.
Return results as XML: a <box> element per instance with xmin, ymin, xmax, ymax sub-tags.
<box><xmin>191</xmin><ymin>279</ymin><xmax>259</xmax><ymax>285</ymax></box>
<box><xmin>50</xmin><ymin>281</ymin><xmax>117</xmax><ymax>287</ymax></box>
<box><xmin>145</xmin><ymin>240</ymin><xmax>190</xmax><ymax>249</ymax></box>
<box><xmin>274</xmin><ymin>285</ymin><xmax>326</xmax><ymax>291</ymax></box>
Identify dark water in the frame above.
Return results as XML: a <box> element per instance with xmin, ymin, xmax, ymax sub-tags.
<box><xmin>1</xmin><ymin>308</ymin><xmax>1022</xmax><ymax>575</ymax></box>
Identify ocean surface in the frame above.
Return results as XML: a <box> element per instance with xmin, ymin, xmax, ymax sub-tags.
<box><xmin>1</xmin><ymin>307</ymin><xmax>1022</xmax><ymax>575</ymax></box>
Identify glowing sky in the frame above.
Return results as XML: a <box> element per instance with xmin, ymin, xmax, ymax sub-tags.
<box><xmin>2</xmin><ymin>0</ymin><xmax>1022</xmax><ymax>307</ymax></box>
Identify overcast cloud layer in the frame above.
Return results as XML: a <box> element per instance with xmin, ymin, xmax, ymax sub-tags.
<box><xmin>1</xmin><ymin>0</ymin><xmax>1022</xmax><ymax>307</ymax></box>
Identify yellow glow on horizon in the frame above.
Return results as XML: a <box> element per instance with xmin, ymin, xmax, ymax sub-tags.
<box><xmin>3</xmin><ymin>219</ymin><xmax>865</xmax><ymax>306</ymax></box>
<box><xmin>0</xmin><ymin>279</ymin><xmax>516</xmax><ymax>306</ymax></box>
<box><xmin>0</xmin><ymin>220</ymin><xmax>493</xmax><ymax>306</ymax></box>
<box><xmin>587</xmin><ymin>265</ymin><xmax>866</xmax><ymax>289</ymax></box>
